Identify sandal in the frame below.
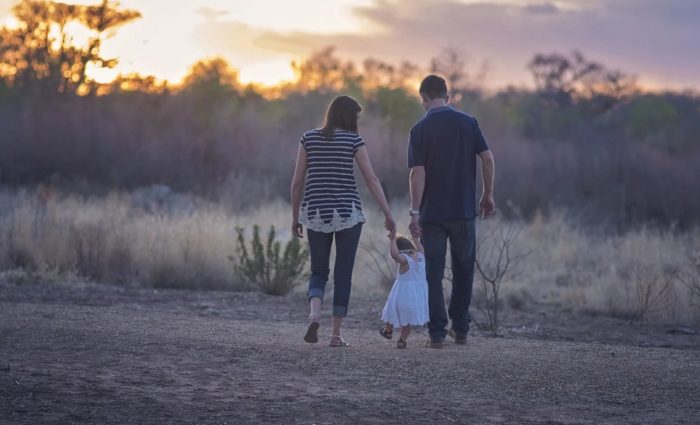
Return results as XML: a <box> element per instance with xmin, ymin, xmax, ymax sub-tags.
<box><xmin>379</xmin><ymin>325</ymin><xmax>393</xmax><ymax>340</ymax></box>
<box><xmin>329</xmin><ymin>335</ymin><xmax>349</xmax><ymax>347</ymax></box>
<box><xmin>304</xmin><ymin>315</ymin><xmax>320</xmax><ymax>343</ymax></box>
<box><xmin>396</xmin><ymin>338</ymin><xmax>407</xmax><ymax>349</ymax></box>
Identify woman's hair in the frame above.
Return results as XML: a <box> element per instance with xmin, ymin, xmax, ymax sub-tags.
<box><xmin>320</xmin><ymin>95</ymin><xmax>362</xmax><ymax>137</ymax></box>
<box><xmin>396</xmin><ymin>235</ymin><xmax>416</xmax><ymax>252</ymax></box>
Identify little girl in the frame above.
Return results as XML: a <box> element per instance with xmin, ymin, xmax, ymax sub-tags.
<box><xmin>379</xmin><ymin>233</ymin><xmax>429</xmax><ymax>348</ymax></box>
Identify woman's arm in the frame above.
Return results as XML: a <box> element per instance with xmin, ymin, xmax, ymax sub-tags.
<box><xmin>354</xmin><ymin>146</ymin><xmax>396</xmax><ymax>235</ymax></box>
<box><xmin>290</xmin><ymin>145</ymin><xmax>307</xmax><ymax>237</ymax></box>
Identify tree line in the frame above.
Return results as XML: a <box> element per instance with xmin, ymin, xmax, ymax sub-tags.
<box><xmin>1</xmin><ymin>0</ymin><xmax>699</xmax><ymax>229</ymax></box>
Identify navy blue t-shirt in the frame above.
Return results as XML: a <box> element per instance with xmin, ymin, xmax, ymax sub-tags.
<box><xmin>407</xmin><ymin>105</ymin><xmax>489</xmax><ymax>223</ymax></box>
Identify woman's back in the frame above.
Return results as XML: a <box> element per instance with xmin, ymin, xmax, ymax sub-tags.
<box><xmin>299</xmin><ymin>129</ymin><xmax>366</xmax><ymax>233</ymax></box>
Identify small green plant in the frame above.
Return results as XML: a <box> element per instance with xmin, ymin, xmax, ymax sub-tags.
<box><xmin>230</xmin><ymin>225</ymin><xmax>309</xmax><ymax>295</ymax></box>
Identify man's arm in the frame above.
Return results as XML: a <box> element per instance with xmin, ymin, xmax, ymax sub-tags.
<box><xmin>478</xmin><ymin>150</ymin><xmax>495</xmax><ymax>219</ymax></box>
<box><xmin>409</xmin><ymin>166</ymin><xmax>425</xmax><ymax>237</ymax></box>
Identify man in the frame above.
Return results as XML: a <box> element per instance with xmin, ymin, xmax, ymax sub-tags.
<box><xmin>408</xmin><ymin>75</ymin><xmax>496</xmax><ymax>348</ymax></box>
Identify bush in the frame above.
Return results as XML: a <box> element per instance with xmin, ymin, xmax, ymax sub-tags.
<box><xmin>231</xmin><ymin>225</ymin><xmax>308</xmax><ymax>295</ymax></box>
<box><xmin>474</xmin><ymin>222</ymin><xmax>530</xmax><ymax>335</ymax></box>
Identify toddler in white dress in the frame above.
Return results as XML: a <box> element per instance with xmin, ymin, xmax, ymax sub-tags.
<box><xmin>379</xmin><ymin>233</ymin><xmax>429</xmax><ymax>348</ymax></box>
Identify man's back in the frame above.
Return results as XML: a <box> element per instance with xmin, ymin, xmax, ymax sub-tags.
<box><xmin>408</xmin><ymin>105</ymin><xmax>489</xmax><ymax>222</ymax></box>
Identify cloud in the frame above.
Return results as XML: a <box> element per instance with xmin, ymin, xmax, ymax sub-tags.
<box><xmin>195</xmin><ymin>7</ymin><xmax>229</xmax><ymax>21</ymax></box>
<box><xmin>524</xmin><ymin>3</ymin><xmax>561</xmax><ymax>15</ymax></box>
<box><xmin>245</xmin><ymin>0</ymin><xmax>700</xmax><ymax>89</ymax></box>
<box><xmin>193</xmin><ymin>19</ymin><xmax>288</xmax><ymax>65</ymax></box>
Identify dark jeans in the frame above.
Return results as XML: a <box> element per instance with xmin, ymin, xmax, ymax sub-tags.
<box><xmin>306</xmin><ymin>223</ymin><xmax>363</xmax><ymax>317</ymax></box>
<box><xmin>421</xmin><ymin>218</ymin><xmax>476</xmax><ymax>339</ymax></box>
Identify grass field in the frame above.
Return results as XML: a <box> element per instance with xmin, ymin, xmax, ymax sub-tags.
<box><xmin>0</xmin><ymin>187</ymin><xmax>698</xmax><ymax>325</ymax></box>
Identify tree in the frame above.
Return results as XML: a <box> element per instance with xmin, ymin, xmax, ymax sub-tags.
<box><xmin>430</xmin><ymin>46</ymin><xmax>488</xmax><ymax>102</ymax></box>
<box><xmin>527</xmin><ymin>50</ymin><xmax>636</xmax><ymax>111</ymax></box>
<box><xmin>102</xmin><ymin>73</ymin><xmax>168</xmax><ymax>95</ymax></box>
<box><xmin>181</xmin><ymin>57</ymin><xmax>240</xmax><ymax>91</ymax></box>
<box><xmin>361</xmin><ymin>58</ymin><xmax>419</xmax><ymax>91</ymax></box>
<box><xmin>0</xmin><ymin>0</ymin><xmax>140</xmax><ymax>96</ymax></box>
<box><xmin>291</xmin><ymin>46</ymin><xmax>358</xmax><ymax>93</ymax></box>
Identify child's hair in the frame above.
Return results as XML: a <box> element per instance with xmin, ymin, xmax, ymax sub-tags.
<box><xmin>396</xmin><ymin>234</ymin><xmax>416</xmax><ymax>252</ymax></box>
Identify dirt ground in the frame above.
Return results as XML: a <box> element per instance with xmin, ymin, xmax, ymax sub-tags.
<box><xmin>1</xmin><ymin>280</ymin><xmax>699</xmax><ymax>425</ymax></box>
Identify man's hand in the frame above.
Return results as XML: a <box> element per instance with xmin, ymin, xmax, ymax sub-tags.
<box><xmin>479</xmin><ymin>194</ymin><xmax>496</xmax><ymax>219</ymax></box>
<box><xmin>292</xmin><ymin>220</ymin><xmax>304</xmax><ymax>238</ymax></box>
<box><xmin>409</xmin><ymin>214</ymin><xmax>421</xmax><ymax>238</ymax></box>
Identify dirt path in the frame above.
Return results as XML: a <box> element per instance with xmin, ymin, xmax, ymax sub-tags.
<box><xmin>1</xmin><ymin>282</ymin><xmax>699</xmax><ymax>424</ymax></box>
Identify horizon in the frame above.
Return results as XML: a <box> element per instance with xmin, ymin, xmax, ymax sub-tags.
<box><xmin>1</xmin><ymin>0</ymin><xmax>699</xmax><ymax>91</ymax></box>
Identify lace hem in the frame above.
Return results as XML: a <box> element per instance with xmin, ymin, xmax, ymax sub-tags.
<box><xmin>299</xmin><ymin>205</ymin><xmax>366</xmax><ymax>233</ymax></box>
<box><xmin>383</xmin><ymin>320</ymin><xmax>428</xmax><ymax>328</ymax></box>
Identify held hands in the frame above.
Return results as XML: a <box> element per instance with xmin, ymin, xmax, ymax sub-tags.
<box><xmin>479</xmin><ymin>194</ymin><xmax>496</xmax><ymax>219</ymax></box>
<box><xmin>384</xmin><ymin>212</ymin><xmax>397</xmax><ymax>239</ymax></box>
<box><xmin>409</xmin><ymin>214</ymin><xmax>421</xmax><ymax>238</ymax></box>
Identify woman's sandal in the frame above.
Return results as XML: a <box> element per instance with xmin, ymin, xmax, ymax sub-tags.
<box><xmin>379</xmin><ymin>325</ymin><xmax>393</xmax><ymax>340</ymax></box>
<box><xmin>304</xmin><ymin>315</ymin><xmax>320</xmax><ymax>343</ymax></box>
<box><xmin>396</xmin><ymin>338</ymin><xmax>407</xmax><ymax>349</ymax></box>
<box><xmin>329</xmin><ymin>335</ymin><xmax>349</xmax><ymax>347</ymax></box>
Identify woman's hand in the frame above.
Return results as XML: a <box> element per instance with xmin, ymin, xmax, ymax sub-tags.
<box><xmin>292</xmin><ymin>220</ymin><xmax>304</xmax><ymax>238</ymax></box>
<box><xmin>384</xmin><ymin>213</ymin><xmax>396</xmax><ymax>238</ymax></box>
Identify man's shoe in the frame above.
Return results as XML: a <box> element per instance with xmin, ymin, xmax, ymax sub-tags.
<box><xmin>425</xmin><ymin>337</ymin><xmax>444</xmax><ymax>349</ymax></box>
<box><xmin>448</xmin><ymin>328</ymin><xmax>468</xmax><ymax>345</ymax></box>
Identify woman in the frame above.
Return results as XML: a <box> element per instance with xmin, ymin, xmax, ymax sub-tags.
<box><xmin>290</xmin><ymin>95</ymin><xmax>395</xmax><ymax>347</ymax></box>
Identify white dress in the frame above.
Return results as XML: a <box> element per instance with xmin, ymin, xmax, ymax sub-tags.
<box><xmin>381</xmin><ymin>252</ymin><xmax>429</xmax><ymax>327</ymax></box>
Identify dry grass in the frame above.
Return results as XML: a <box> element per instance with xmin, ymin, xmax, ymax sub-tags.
<box><xmin>0</xmin><ymin>188</ymin><xmax>290</xmax><ymax>291</ymax></box>
<box><xmin>509</xmin><ymin>211</ymin><xmax>700</xmax><ymax>324</ymax></box>
<box><xmin>0</xmin><ymin>188</ymin><xmax>698</xmax><ymax>325</ymax></box>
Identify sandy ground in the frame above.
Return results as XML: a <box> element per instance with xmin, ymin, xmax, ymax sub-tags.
<box><xmin>1</xmin><ymin>281</ymin><xmax>699</xmax><ymax>425</ymax></box>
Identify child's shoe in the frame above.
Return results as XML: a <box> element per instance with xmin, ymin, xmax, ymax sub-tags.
<box><xmin>379</xmin><ymin>325</ymin><xmax>393</xmax><ymax>339</ymax></box>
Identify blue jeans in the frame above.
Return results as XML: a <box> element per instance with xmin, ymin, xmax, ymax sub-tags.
<box><xmin>421</xmin><ymin>219</ymin><xmax>476</xmax><ymax>339</ymax></box>
<box><xmin>306</xmin><ymin>223</ymin><xmax>363</xmax><ymax>317</ymax></box>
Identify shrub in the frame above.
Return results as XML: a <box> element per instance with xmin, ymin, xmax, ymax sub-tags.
<box><xmin>609</xmin><ymin>262</ymin><xmax>679</xmax><ymax>323</ymax></box>
<box><xmin>231</xmin><ymin>225</ymin><xmax>308</xmax><ymax>295</ymax></box>
<box><xmin>359</xmin><ymin>236</ymin><xmax>395</xmax><ymax>290</ymax></box>
<box><xmin>475</xmin><ymin>222</ymin><xmax>530</xmax><ymax>335</ymax></box>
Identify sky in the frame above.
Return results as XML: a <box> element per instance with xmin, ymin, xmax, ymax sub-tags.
<box><xmin>1</xmin><ymin>0</ymin><xmax>699</xmax><ymax>90</ymax></box>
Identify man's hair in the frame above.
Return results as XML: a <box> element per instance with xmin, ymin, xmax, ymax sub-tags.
<box><xmin>419</xmin><ymin>75</ymin><xmax>448</xmax><ymax>100</ymax></box>
<box><xmin>396</xmin><ymin>235</ymin><xmax>416</xmax><ymax>252</ymax></box>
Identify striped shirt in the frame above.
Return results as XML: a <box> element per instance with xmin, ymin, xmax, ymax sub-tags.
<box><xmin>299</xmin><ymin>128</ymin><xmax>366</xmax><ymax>233</ymax></box>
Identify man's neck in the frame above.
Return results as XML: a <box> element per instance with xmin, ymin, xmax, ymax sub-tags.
<box><xmin>425</xmin><ymin>99</ymin><xmax>448</xmax><ymax>111</ymax></box>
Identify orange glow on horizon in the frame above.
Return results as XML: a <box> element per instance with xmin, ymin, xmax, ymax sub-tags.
<box><xmin>1</xmin><ymin>0</ymin><xmax>698</xmax><ymax>92</ymax></box>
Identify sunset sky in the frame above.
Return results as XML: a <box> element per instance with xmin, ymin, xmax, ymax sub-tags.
<box><xmin>1</xmin><ymin>0</ymin><xmax>699</xmax><ymax>90</ymax></box>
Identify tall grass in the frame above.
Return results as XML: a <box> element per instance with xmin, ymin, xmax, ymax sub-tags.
<box><xmin>0</xmin><ymin>188</ymin><xmax>290</xmax><ymax>290</ymax></box>
<box><xmin>0</xmin><ymin>188</ymin><xmax>698</xmax><ymax>324</ymax></box>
